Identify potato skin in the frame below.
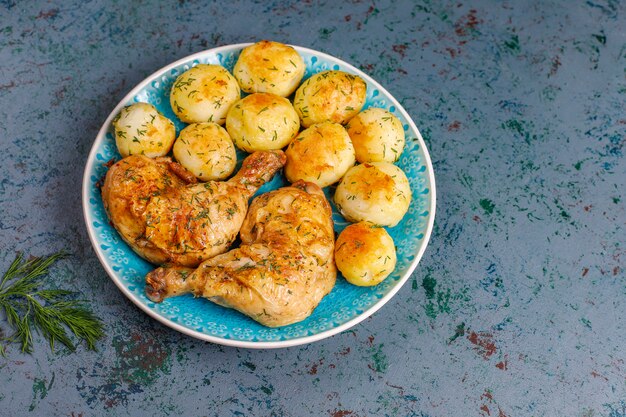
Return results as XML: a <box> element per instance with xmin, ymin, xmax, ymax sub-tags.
<box><xmin>233</xmin><ymin>40</ymin><xmax>305</xmax><ymax>97</ymax></box>
<box><xmin>293</xmin><ymin>70</ymin><xmax>367</xmax><ymax>128</ymax></box>
<box><xmin>226</xmin><ymin>93</ymin><xmax>300</xmax><ymax>152</ymax></box>
<box><xmin>335</xmin><ymin>222</ymin><xmax>397</xmax><ymax>286</ymax></box>
<box><xmin>334</xmin><ymin>162</ymin><xmax>412</xmax><ymax>226</ymax></box>
<box><xmin>347</xmin><ymin>108</ymin><xmax>405</xmax><ymax>163</ymax></box>
<box><xmin>169</xmin><ymin>64</ymin><xmax>240</xmax><ymax>124</ymax></box>
<box><xmin>113</xmin><ymin>102</ymin><xmax>176</xmax><ymax>158</ymax></box>
<box><xmin>172</xmin><ymin>122</ymin><xmax>236</xmax><ymax>181</ymax></box>
<box><xmin>284</xmin><ymin>122</ymin><xmax>355</xmax><ymax>188</ymax></box>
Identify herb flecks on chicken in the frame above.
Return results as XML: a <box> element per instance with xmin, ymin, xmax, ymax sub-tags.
<box><xmin>145</xmin><ymin>181</ymin><xmax>336</xmax><ymax>327</ymax></box>
<box><xmin>101</xmin><ymin>150</ymin><xmax>286</xmax><ymax>267</ymax></box>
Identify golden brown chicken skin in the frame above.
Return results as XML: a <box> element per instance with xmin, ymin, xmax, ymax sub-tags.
<box><xmin>145</xmin><ymin>181</ymin><xmax>336</xmax><ymax>327</ymax></box>
<box><xmin>101</xmin><ymin>150</ymin><xmax>286</xmax><ymax>267</ymax></box>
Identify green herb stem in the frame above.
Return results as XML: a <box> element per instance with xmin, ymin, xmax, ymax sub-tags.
<box><xmin>0</xmin><ymin>251</ymin><xmax>105</xmax><ymax>356</ymax></box>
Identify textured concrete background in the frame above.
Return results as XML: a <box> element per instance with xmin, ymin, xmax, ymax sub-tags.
<box><xmin>1</xmin><ymin>0</ymin><xmax>625</xmax><ymax>416</ymax></box>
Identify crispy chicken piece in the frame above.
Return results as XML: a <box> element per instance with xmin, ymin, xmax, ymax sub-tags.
<box><xmin>101</xmin><ymin>150</ymin><xmax>286</xmax><ymax>267</ymax></box>
<box><xmin>145</xmin><ymin>181</ymin><xmax>336</xmax><ymax>327</ymax></box>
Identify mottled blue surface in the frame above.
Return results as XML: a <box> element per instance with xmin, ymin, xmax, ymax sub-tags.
<box><xmin>1</xmin><ymin>1</ymin><xmax>625</xmax><ymax>416</ymax></box>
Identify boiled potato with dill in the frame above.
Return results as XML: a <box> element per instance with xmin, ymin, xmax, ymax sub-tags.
<box><xmin>347</xmin><ymin>108</ymin><xmax>405</xmax><ymax>163</ymax></box>
<box><xmin>284</xmin><ymin>122</ymin><xmax>355</xmax><ymax>188</ymax></box>
<box><xmin>170</xmin><ymin>64</ymin><xmax>240</xmax><ymax>124</ymax></box>
<box><xmin>233</xmin><ymin>40</ymin><xmax>306</xmax><ymax>97</ymax></box>
<box><xmin>226</xmin><ymin>93</ymin><xmax>300</xmax><ymax>152</ymax></box>
<box><xmin>172</xmin><ymin>122</ymin><xmax>236</xmax><ymax>181</ymax></box>
<box><xmin>335</xmin><ymin>222</ymin><xmax>397</xmax><ymax>286</ymax></box>
<box><xmin>113</xmin><ymin>102</ymin><xmax>176</xmax><ymax>158</ymax></box>
<box><xmin>293</xmin><ymin>70</ymin><xmax>367</xmax><ymax>128</ymax></box>
<box><xmin>334</xmin><ymin>162</ymin><xmax>411</xmax><ymax>227</ymax></box>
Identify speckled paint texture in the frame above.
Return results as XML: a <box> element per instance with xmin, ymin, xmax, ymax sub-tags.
<box><xmin>0</xmin><ymin>0</ymin><xmax>624</xmax><ymax>416</ymax></box>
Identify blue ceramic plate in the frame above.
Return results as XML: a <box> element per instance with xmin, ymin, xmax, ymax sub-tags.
<box><xmin>82</xmin><ymin>44</ymin><xmax>436</xmax><ymax>348</ymax></box>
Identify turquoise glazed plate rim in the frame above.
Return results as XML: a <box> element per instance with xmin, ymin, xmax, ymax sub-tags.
<box><xmin>82</xmin><ymin>43</ymin><xmax>436</xmax><ymax>349</ymax></box>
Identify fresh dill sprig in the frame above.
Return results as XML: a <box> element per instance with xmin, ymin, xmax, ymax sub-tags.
<box><xmin>0</xmin><ymin>251</ymin><xmax>105</xmax><ymax>356</ymax></box>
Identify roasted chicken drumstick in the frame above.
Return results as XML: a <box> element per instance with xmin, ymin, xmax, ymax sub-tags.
<box><xmin>101</xmin><ymin>150</ymin><xmax>286</xmax><ymax>267</ymax></box>
<box><xmin>145</xmin><ymin>181</ymin><xmax>336</xmax><ymax>327</ymax></box>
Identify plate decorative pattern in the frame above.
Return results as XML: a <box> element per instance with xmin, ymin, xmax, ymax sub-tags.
<box><xmin>82</xmin><ymin>44</ymin><xmax>436</xmax><ymax>348</ymax></box>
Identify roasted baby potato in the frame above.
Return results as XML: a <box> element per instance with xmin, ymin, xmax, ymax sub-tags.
<box><xmin>293</xmin><ymin>70</ymin><xmax>366</xmax><ymax>128</ymax></box>
<box><xmin>113</xmin><ymin>102</ymin><xmax>176</xmax><ymax>158</ymax></box>
<box><xmin>347</xmin><ymin>107</ymin><xmax>405</xmax><ymax>163</ymax></box>
<box><xmin>335</xmin><ymin>221</ymin><xmax>397</xmax><ymax>286</ymax></box>
<box><xmin>334</xmin><ymin>162</ymin><xmax>411</xmax><ymax>226</ymax></box>
<box><xmin>225</xmin><ymin>93</ymin><xmax>300</xmax><ymax>152</ymax></box>
<box><xmin>169</xmin><ymin>64</ymin><xmax>240</xmax><ymax>124</ymax></box>
<box><xmin>172</xmin><ymin>122</ymin><xmax>236</xmax><ymax>181</ymax></box>
<box><xmin>233</xmin><ymin>40</ymin><xmax>306</xmax><ymax>97</ymax></box>
<box><xmin>284</xmin><ymin>122</ymin><xmax>355</xmax><ymax>188</ymax></box>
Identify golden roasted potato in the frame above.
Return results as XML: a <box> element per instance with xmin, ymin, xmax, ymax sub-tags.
<box><xmin>284</xmin><ymin>122</ymin><xmax>355</xmax><ymax>188</ymax></box>
<box><xmin>293</xmin><ymin>70</ymin><xmax>367</xmax><ymax>128</ymax></box>
<box><xmin>169</xmin><ymin>64</ymin><xmax>240</xmax><ymax>124</ymax></box>
<box><xmin>113</xmin><ymin>102</ymin><xmax>176</xmax><ymax>158</ymax></box>
<box><xmin>347</xmin><ymin>108</ymin><xmax>405</xmax><ymax>163</ymax></box>
<box><xmin>335</xmin><ymin>222</ymin><xmax>397</xmax><ymax>286</ymax></box>
<box><xmin>225</xmin><ymin>93</ymin><xmax>300</xmax><ymax>152</ymax></box>
<box><xmin>334</xmin><ymin>162</ymin><xmax>411</xmax><ymax>226</ymax></box>
<box><xmin>172</xmin><ymin>122</ymin><xmax>236</xmax><ymax>181</ymax></box>
<box><xmin>233</xmin><ymin>40</ymin><xmax>306</xmax><ymax>97</ymax></box>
